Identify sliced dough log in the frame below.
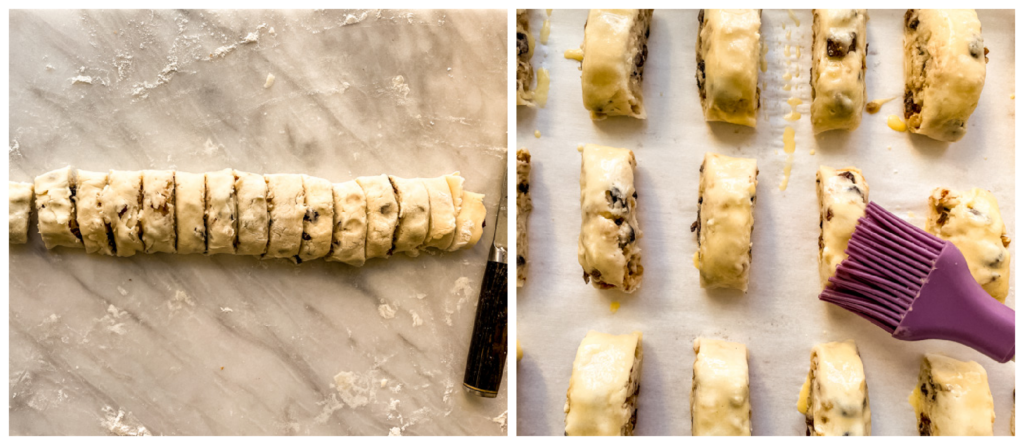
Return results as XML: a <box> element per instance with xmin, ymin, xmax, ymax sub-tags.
<box><xmin>356</xmin><ymin>174</ymin><xmax>399</xmax><ymax>259</ymax></box>
<box><xmin>76</xmin><ymin>170</ymin><xmax>115</xmax><ymax>255</ymax></box>
<box><xmin>34</xmin><ymin>166</ymin><xmax>83</xmax><ymax>249</ymax></box>
<box><xmin>101</xmin><ymin>170</ymin><xmax>145</xmax><ymax>257</ymax></box>
<box><xmin>175</xmin><ymin>172</ymin><xmax>207</xmax><ymax>255</ymax></box>
<box><xmin>265</xmin><ymin>173</ymin><xmax>306</xmax><ymax>259</ymax></box>
<box><xmin>516</xmin><ymin>149</ymin><xmax>532</xmax><ymax>287</ymax></box>
<box><xmin>422</xmin><ymin>176</ymin><xmax>457</xmax><ymax>250</ymax></box>
<box><xmin>326</xmin><ymin>180</ymin><xmax>367</xmax><ymax>266</ymax></box>
<box><xmin>298</xmin><ymin>175</ymin><xmax>334</xmax><ymax>262</ymax></box>
<box><xmin>205</xmin><ymin>168</ymin><xmax>238</xmax><ymax>255</ymax></box>
<box><xmin>140</xmin><ymin>170</ymin><xmax>176</xmax><ymax>254</ymax></box>
<box><xmin>235</xmin><ymin>171</ymin><xmax>269</xmax><ymax>256</ymax></box>
<box><xmin>449</xmin><ymin>191</ymin><xmax>487</xmax><ymax>251</ymax></box>
<box><xmin>388</xmin><ymin>176</ymin><xmax>431</xmax><ymax>255</ymax></box>
<box><xmin>9</xmin><ymin>182</ymin><xmax>33</xmax><ymax>245</ymax></box>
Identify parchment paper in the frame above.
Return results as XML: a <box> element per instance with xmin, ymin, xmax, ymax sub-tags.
<box><xmin>516</xmin><ymin>9</ymin><xmax>1014</xmax><ymax>436</ymax></box>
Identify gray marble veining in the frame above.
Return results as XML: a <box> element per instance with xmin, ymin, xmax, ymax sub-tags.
<box><xmin>9</xmin><ymin>9</ymin><xmax>508</xmax><ymax>436</ymax></box>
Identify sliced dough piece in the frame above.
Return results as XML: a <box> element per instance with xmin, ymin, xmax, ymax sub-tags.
<box><xmin>234</xmin><ymin>171</ymin><xmax>269</xmax><ymax>256</ymax></box>
<box><xmin>422</xmin><ymin>176</ymin><xmax>457</xmax><ymax>250</ymax></box>
<box><xmin>909</xmin><ymin>353</ymin><xmax>994</xmax><ymax>436</ymax></box>
<box><xmin>34</xmin><ymin>166</ymin><xmax>83</xmax><ymax>249</ymax></box>
<box><xmin>696</xmin><ymin>9</ymin><xmax>762</xmax><ymax>127</ymax></box>
<box><xmin>388</xmin><ymin>176</ymin><xmax>431</xmax><ymax>255</ymax></box>
<box><xmin>579</xmin><ymin>9</ymin><xmax>653</xmax><ymax>120</ymax></box>
<box><xmin>797</xmin><ymin>340</ymin><xmax>871</xmax><ymax>436</ymax></box>
<box><xmin>140</xmin><ymin>170</ymin><xmax>176</xmax><ymax>254</ymax></box>
<box><xmin>205</xmin><ymin>168</ymin><xmax>237</xmax><ymax>255</ymax></box>
<box><xmin>101</xmin><ymin>170</ymin><xmax>145</xmax><ymax>257</ymax></box>
<box><xmin>516</xmin><ymin>148</ymin><xmax>532</xmax><ymax>287</ymax></box>
<box><xmin>356</xmin><ymin>175</ymin><xmax>399</xmax><ymax>259</ymax></box>
<box><xmin>449</xmin><ymin>191</ymin><xmax>487</xmax><ymax>251</ymax></box>
<box><xmin>816</xmin><ymin>166</ymin><xmax>868</xmax><ymax>288</ymax></box>
<box><xmin>264</xmin><ymin>173</ymin><xmax>306</xmax><ymax>259</ymax></box>
<box><xmin>579</xmin><ymin>144</ymin><xmax>643</xmax><ymax>293</ymax></box>
<box><xmin>75</xmin><ymin>170</ymin><xmax>115</xmax><ymax>255</ymax></box>
<box><xmin>810</xmin><ymin>10</ymin><xmax>869</xmax><ymax>133</ymax></box>
<box><xmin>175</xmin><ymin>172</ymin><xmax>207</xmax><ymax>255</ymax></box>
<box><xmin>926</xmin><ymin>187</ymin><xmax>1011</xmax><ymax>303</ymax></box>
<box><xmin>516</xmin><ymin>9</ymin><xmax>537</xmax><ymax>107</ymax></box>
<box><xmin>9</xmin><ymin>182</ymin><xmax>33</xmax><ymax>245</ymax></box>
<box><xmin>325</xmin><ymin>180</ymin><xmax>367</xmax><ymax>266</ymax></box>
<box><xmin>904</xmin><ymin>9</ymin><xmax>987</xmax><ymax>142</ymax></box>
<box><xmin>693</xmin><ymin>152</ymin><xmax>758</xmax><ymax>292</ymax></box>
<box><xmin>564</xmin><ymin>330</ymin><xmax>643</xmax><ymax>436</ymax></box>
<box><xmin>298</xmin><ymin>175</ymin><xmax>334</xmax><ymax>262</ymax></box>
<box><xmin>692</xmin><ymin>338</ymin><xmax>751</xmax><ymax>436</ymax></box>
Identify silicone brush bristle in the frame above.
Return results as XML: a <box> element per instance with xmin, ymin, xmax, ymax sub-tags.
<box><xmin>820</xmin><ymin>202</ymin><xmax>947</xmax><ymax>332</ymax></box>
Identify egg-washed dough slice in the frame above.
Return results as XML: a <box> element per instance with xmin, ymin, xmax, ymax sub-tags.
<box><xmin>205</xmin><ymin>168</ymin><xmax>237</xmax><ymax>255</ymax></box>
<box><xmin>904</xmin><ymin>9</ymin><xmax>987</xmax><ymax>142</ymax></box>
<box><xmin>797</xmin><ymin>340</ymin><xmax>871</xmax><ymax>436</ymax></box>
<box><xmin>579</xmin><ymin>144</ymin><xmax>643</xmax><ymax>293</ymax></box>
<box><xmin>925</xmin><ymin>187</ymin><xmax>1011</xmax><ymax>303</ymax></box>
<box><xmin>234</xmin><ymin>171</ymin><xmax>270</xmax><ymax>256</ymax></box>
<box><xmin>909</xmin><ymin>353</ymin><xmax>994</xmax><ymax>436</ymax></box>
<box><xmin>516</xmin><ymin>149</ymin><xmax>532</xmax><ymax>287</ymax></box>
<box><xmin>692</xmin><ymin>338</ymin><xmax>751</xmax><ymax>436</ymax></box>
<box><xmin>564</xmin><ymin>330</ymin><xmax>644</xmax><ymax>436</ymax></box>
<box><xmin>697</xmin><ymin>9</ymin><xmax>762</xmax><ymax>127</ymax></box>
<box><xmin>516</xmin><ymin>9</ymin><xmax>537</xmax><ymax>107</ymax></box>
<box><xmin>325</xmin><ymin>180</ymin><xmax>367</xmax><ymax>266</ymax></box>
<box><xmin>449</xmin><ymin>191</ymin><xmax>487</xmax><ymax>251</ymax></box>
<box><xmin>9</xmin><ymin>182</ymin><xmax>33</xmax><ymax>245</ymax></box>
<box><xmin>579</xmin><ymin>9</ymin><xmax>653</xmax><ymax>120</ymax></box>
<box><xmin>422</xmin><ymin>176</ymin><xmax>457</xmax><ymax>250</ymax></box>
<box><xmin>74</xmin><ymin>171</ymin><xmax>114</xmax><ymax>255</ymax></box>
<box><xmin>175</xmin><ymin>172</ymin><xmax>207</xmax><ymax>255</ymax></box>
<box><xmin>816</xmin><ymin>166</ymin><xmax>868</xmax><ymax>288</ymax></box>
<box><xmin>388</xmin><ymin>176</ymin><xmax>431</xmax><ymax>255</ymax></box>
<box><xmin>356</xmin><ymin>175</ymin><xmax>399</xmax><ymax>259</ymax></box>
<box><xmin>298</xmin><ymin>175</ymin><xmax>334</xmax><ymax>262</ymax></box>
<box><xmin>264</xmin><ymin>173</ymin><xmax>306</xmax><ymax>259</ymax></box>
<box><xmin>810</xmin><ymin>10</ymin><xmax>869</xmax><ymax>134</ymax></box>
<box><xmin>34</xmin><ymin>166</ymin><xmax>83</xmax><ymax>249</ymax></box>
<box><xmin>693</xmin><ymin>152</ymin><xmax>758</xmax><ymax>292</ymax></box>
<box><xmin>101</xmin><ymin>170</ymin><xmax>145</xmax><ymax>257</ymax></box>
<box><xmin>140</xmin><ymin>170</ymin><xmax>176</xmax><ymax>254</ymax></box>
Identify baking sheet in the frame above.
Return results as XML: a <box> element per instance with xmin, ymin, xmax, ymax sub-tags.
<box><xmin>516</xmin><ymin>9</ymin><xmax>1015</xmax><ymax>436</ymax></box>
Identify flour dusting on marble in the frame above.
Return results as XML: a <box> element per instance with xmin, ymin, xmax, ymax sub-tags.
<box><xmin>332</xmin><ymin>371</ymin><xmax>371</xmax><ymax>408</ymax></box>
<box><xmin>167</xmin><ymin>290</ymin><xmax>196</xmax><ymax>313</ymax></box>
<box><xmin>492</xmin><ymin>410</ymin><xmax>508</xmax><ymax>431</ymax></box>
<box><xmin>101</xmin><ymin>406</ymin><xmax>151</xmax><ymax>436</ymax></box>
<box><xmin>388</xmin><ymin>426</ymin><xmax>402</xmax><ymax>436</ymax></box>
<box><xmin>377</xmin><ymin>301</ymin><xmax>397</xmax><ymax>319</ymax></box>
<box><xmin>70</xmin><ymin>75</ymin><xmax>94</xmax><ymax>85</ymax></box>
<box><xmin>100</xmin><ymin>304</ymin><xmax>128</xmax><ymax>335</ymax></box>
<box><xmin>409</xmin><ymin>310</ymin><xmax>423</xmax><ymax>327</ymax></box>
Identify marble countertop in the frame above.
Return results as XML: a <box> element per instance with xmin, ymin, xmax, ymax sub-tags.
<box><xmin>9</xmin><ymin>9</ymin><xmax>508</xmax><ymax>436</ymax></box>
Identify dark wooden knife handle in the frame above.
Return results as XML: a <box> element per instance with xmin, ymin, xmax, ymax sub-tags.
<box><xmin>462</xmin><ymin>259</ymin><xmax>508</xmax><ymax>397</ymax></box>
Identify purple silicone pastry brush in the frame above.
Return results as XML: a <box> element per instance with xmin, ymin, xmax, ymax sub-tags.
<box><xmin>820</xmin><ymin>202</ymin><xmax>1014</xmax><ymax>363</ymax></box>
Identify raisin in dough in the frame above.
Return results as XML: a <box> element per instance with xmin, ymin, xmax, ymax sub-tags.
<box><xmin>578</xmin><ymin>144</ymin><xmax>643</xmax><ymax>293</ymax></box>
<box><xmin>516</xmin><ymin>148</ymin><xmax>532</xmax><ymax>287</ymax></box>
<box><xmin>326</xmin><ymin>180</ymin><xmax>367</xmax><ymax>266</ymax></box>
<box><xmin>692</xmin><ymin>338</ymin><xmax>752</xmax><ymax>436</ymax></box>
<box><xmin>356</xmin><ymin>175</ymin><xmax>399</xmax><ymax>259</ymax></box>
<box><xmin>909</xmin><ymin>353</ymin><xmax>994</xmax><ymax>436</ymax></box>
<box><xmin>175</xmin><ymin>172</ymin><xmax>207</xmax><ymax>255</ymax></box>
<box><xmin>422</xmin><ymin>176</ymin><xmax>458</xmax><ymax>250</ymax></box>
<box><xmin>101</xmin><ymin>170</ymin><xmax>145</xmax><ymax>257</ymax></box>
<box><xmin>926</xmin><ymin>187</ymin><xmax>1011</xmax><ymax>303</ymax></box>
<box><xmin>816</xmin><ymin>166</ymin><xmax>869</xmax><ymax>288</ymax></box>
<box><xmin>298</xmin><ymin>175</ymin><xmax>334</xmax><ymax>262</ymax></box>
<box><xmin>904</xmin><ymin>9</ymin><xmax>987</xmax><ymax>142</ymax></box>
<box><xmin>564</xmin><ymin>330</ymin><xmax>644</xmax><ymax>436</ymax></box>
<box><xmin>697</xmin><ymin>9</ymin><xmax>762</xmax><ymax>127</ymax></box>
<box><xmin>234</xmin><ymin>171</ymin><xmax>269</xmax><ymax>256</ymax></box>
<box><xmin>388</xmin><ymin>176</ymin><xmax>431</xmax><ymax>255</ymax></box>
<box><xmin>579</xmin><ymin>9</ymin><xmax>653</xmax><ymax>120</ymax></box>
<box><xmin>449</xmin><ymin>191</ymin><xmax>487</xmax><ymax>251</ymax></box>
<box><xmin>811</xmin><ymin>10</ymin><xmax>869</xmax><ymax>133</ymax></box>
<box><xmin>9</xmin><ymin>182</ymin><xmax>33</xmax><ymax>244</ymax></box>
<box><xmin>141</xmin><ymin>170</ymin><xmax>176</xmax><ymax>254</ymax></box>
<box><xmin>516</xmin><ymin>9</ymin><xmax>537</xmax><ymax>107</ymax></box>
<box><xmin>797</xmin><ymin>340</ymin><xmax>871</xmax><ymax>436</ymax></box>
<box><xmin>265</xmin><ymin>173</ymin><xmax>306</xmax><ymax>259</ymax></box>
<box><xmin>205</xmin><ymin>168</ymin><xmax>237</xmax><ymax>255</ymax></box>
<box><xmin>693</xmin><ymin>152</ymin><xmax>758</xmax><ymax>292</ymax></box>
<box><xmin>34</xmin><ymin>166</ymin><xmax>83</xmax><ymax>249</ymax></box>
<box><xmin>74</xmin><ymin>171</ymin><xmax>115</xmax><ymax>255</ymax></box>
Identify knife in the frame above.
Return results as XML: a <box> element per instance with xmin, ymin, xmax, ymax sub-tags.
<box><xmin>462</xmin><ymin>167</ymin><xmax>508</xmax><ymax>398</ymax></box>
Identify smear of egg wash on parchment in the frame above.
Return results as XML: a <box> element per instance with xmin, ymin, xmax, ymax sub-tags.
<box><xmin>534</xmin><ymin>68</ymin><xmax>550</xmax><ymax>107</ymax></box>
<box><xmin>779</xmin><ymin>10</ymin><xmax>803</xmax><ymax>191</ymax></box>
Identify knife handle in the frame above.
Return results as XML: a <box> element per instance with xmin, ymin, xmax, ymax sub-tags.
<box><xmin>463</xmin><ymin>246</ymin><xmax>508</xmax><ymax>398</ymax></box>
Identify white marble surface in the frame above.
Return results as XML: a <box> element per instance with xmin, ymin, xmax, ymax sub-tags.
<box><xmin>9</xmin><ymin>9</ymin><xmax>507</xmax><ymax>436</ymax></box>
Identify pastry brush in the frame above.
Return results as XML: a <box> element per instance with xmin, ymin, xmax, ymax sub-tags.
<box><xmin>820</xmin><ymin>202</ymin><xmax>1014</xmax><ymax>363</ymax></box>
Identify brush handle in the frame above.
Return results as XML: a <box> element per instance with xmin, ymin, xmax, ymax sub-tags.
<box><xmin>895</xmin><ymin>244</ymin><xmax>1015</xmax><ymax>363</ymax></box>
